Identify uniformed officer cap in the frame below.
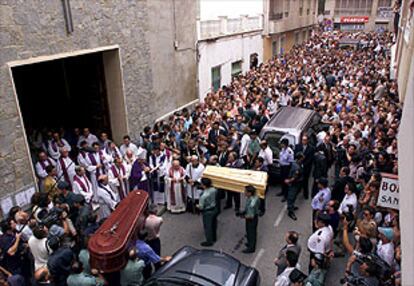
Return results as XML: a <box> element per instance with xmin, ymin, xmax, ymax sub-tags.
<box><xmin>318</xmin><ymin>177</ymin><xmax>329</xmax><ymax>187</ymax></box>
<box><xmin>316</xmin><ymin>212</ymin><xmax>331</xmax><ymax>224</ymax></box>
<box><xmin>295</xmin><ymin>152</ymin><xmax>305</xmax><ymax>160</ymax></box>
<box><xmin>245</xmin><ymin>185</ymin><xmax>256</xmax><ymax>194</ymax></box>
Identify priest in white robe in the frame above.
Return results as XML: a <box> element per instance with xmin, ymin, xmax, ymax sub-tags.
<box><xmin>85</xmin><ymin>142</ymin><xmax>108</xmax><ymax>195</ymax></box>
<box><xmin>96</xmin><ymin>175</ymin><xmax>119</xmax><ymax>220</ymax></box>
<box><xmin>185</xmin><ymin>155</ymin><xmax>205</xmax><ymax>212</ymax></box>
<box><xmin>165</xmin><ymin>159</ymin><xmax>186</xmax><ymax>213</ymax></box>
<box><xmin>47</xmin><ymin>132</ymin><xmax>71</xmax><ymax>160</ymax></box>
<box><xmin>72</xmin><ymin>166</ymin><xmax>94</xmax><ymax>204</ymax></box>
<box><xmin>149</xmin><ymin>146</ymin><xmax>168</xmax><ymax>204</ymax></box>
<box><xmin>35</xmin><ymin>151</ymin><xmax>56</xmax><ymax>180</ymax></box>
<box><xmin>108</xmin><ymin>157</ymin><xmax>129</xmax><ymax>200</ymax></box>
<box><xmin>77</xmin><ymin>128</ymin><xmax>99</xmax><ymax>148</ymax></box>
<box><xmin>56</xmin><ymin>147</ymin><xmax>76</xmax><ymax>188</ymax></box>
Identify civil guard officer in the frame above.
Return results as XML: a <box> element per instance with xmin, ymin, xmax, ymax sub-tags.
<box><xmin>307</xmin><ymin>212</ymin><xmax>334</xmax><ymax>273</ymax></box>
<box><xmin>198</xmin><ymin>178</ymin><xmax>219</xmax><ymax>247</ymax></box>
<box><xmin>237</xmin><ymin>185</ymin><xmax>260</xmax><ymax>253</ymax></box>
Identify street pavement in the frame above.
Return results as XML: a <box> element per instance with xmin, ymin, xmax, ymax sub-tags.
<box><xmin>158</xmin><ymin>185</ymin><xmax>346</xmax><ymax>285</ymax></box>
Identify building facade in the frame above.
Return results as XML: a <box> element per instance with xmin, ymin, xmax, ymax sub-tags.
<box><xmin>392</xmin><ymin>1</ymin><xmax>414</xmax><ymax>285</ymax></box>
<box><xmin>197</xmin><ymin>15</ymin><xmax>264</xmax><ymax>100</ymax></box>
<box><xmin>263</xmin><ymin>0</ymin><xmax>319</xmax><ymax>61</ymax></box>
<box><xmin>0</xmin><ymin>0</ymin><xmax>197</xmax><ymax>213</ymax></box>
<box><xmin>323</xmin><ymin>0</ymin><xmax>394</xmax><ymax>31</ymax></box>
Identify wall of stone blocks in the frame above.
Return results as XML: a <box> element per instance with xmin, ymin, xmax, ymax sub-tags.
<box><xmin>0</xmin><ymin>0</ymin><xmax>197</xmax><ymax>211</ymax></box>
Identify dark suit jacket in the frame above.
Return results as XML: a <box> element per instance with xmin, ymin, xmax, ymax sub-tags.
<box><xmin>208</xmin><ymin>128</ymin><xmax>227</xmax><ymax>146</ymax></box>
<box><xmin>295</xmin><ymin>144</ymin><xmax>315</xmax><ymax>173</ymax></box>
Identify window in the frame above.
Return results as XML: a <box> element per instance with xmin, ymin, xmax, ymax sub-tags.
<box><xmin>211</xmin><ymin>66</ymin><xmax>221</xmax><ymax>92</ymax></box>
<box><xmin>270</xmin><ymin>0</ymin><xmax>284</xmax><ymax>20</ymax></box>
<box><xmin>280</xmin><ymin>36</ymin><xmax>285</xmax><ymax>54</ymax></box>
<box><xmin>284</xmin><ymin>0</ymin><xmax>290</xmax><ymax>17</ymax></box>
<box><xmin>231</xmin><ymin>61</ymin><xmax>242</xmax><ymax>77</ymax></box>
<box><xmin>300</xmin><ymin>0</ymin><xmax>304</xmax><ymax>15</ymax></box>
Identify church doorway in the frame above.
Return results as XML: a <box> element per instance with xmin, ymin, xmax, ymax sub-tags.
<box><xmin>9</xmin><ymin>46</ymin><xmax>128</xmax><ymax>163</ymax></box>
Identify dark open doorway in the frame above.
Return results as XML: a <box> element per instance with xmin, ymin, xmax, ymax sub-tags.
<box><xmin>11</xmin><ymin>52</ymin><xmax>112</xmax><ymax>136</ymax></box>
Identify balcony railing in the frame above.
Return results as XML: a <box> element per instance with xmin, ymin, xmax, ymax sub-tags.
<box><xmin>334</xmin><ymin>8</ymin><xmax>372</xmax><ymax>16</ymax></box>
<box><xmin>199</xmin><ymin>15</ymin><xmax>263</xmax><ymax>40</ymax></box>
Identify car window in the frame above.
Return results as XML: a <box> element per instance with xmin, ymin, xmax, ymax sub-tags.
<box><xmin>264</xmin><ymin>131</ymin><xmax>284</xmax><ymax>159</ymax></box>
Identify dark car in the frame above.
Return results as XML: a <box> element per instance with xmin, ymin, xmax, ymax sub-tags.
<box><xmin>143</xmin><ymin>246</ymin><xmax>260</xmax><ymax>286</ymax></box>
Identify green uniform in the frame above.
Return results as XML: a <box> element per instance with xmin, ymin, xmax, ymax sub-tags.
<box><xmin>78</xmin><ymin>249</ymin><xmax>90</xmax><ymax>274</ymax></box>
<box><xmin>67</xmin><ymin>272</ymin><xmax>105</xmax><ymax>286</ymax></box>
<box><xmin>244</xmin><ymin>195</ymin><xmax>260</xmax><ymax>251</ymax></box>
<box><xmin>120</xmin><ymin>259</ymin><xmax>145</xmax><ymax>286</ymax></box>
<box><xmin>199</xmin><ymin>187</ymin><xmax>218</xmax><ymax>243</ymax></box>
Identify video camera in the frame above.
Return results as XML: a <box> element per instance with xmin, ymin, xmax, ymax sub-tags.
<box><xmin>38</xmin><ymin>207</ymin><xmax>64</xmax><ymax>228</ymax></box>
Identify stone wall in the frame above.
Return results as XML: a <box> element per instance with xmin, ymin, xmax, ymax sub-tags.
<box><xmin>0</xmin><ymin>0</ymin><xmax>197</xmax><ymax>210</ymax></box>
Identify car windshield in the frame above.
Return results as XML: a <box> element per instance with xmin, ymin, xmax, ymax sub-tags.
<box><xmin>264</xmin><ymin>131</ymin><xmax>284</xmax><ymax>159</ymax></box>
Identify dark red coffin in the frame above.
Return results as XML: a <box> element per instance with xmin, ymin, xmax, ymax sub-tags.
<box><xmin>88</xmin><ymin>190</ymin><xmax>149</xmax><ymax>273</ymax></box>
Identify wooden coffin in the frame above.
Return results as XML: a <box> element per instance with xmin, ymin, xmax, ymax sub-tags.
<box><xmin>203</xmin><ymin>166</ymin><xmax>268</xmax><ymax>199</ymax></box>
<box><xmin>88</xmin><ymin>190</ymin><xmax>149</xmax><ymax>273</ymax></box>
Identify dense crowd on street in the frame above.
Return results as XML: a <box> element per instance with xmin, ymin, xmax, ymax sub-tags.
<box><xmin>0</xmin><ymin>29</ymin><xmax>401</xmax><ymax>286</ymax></box>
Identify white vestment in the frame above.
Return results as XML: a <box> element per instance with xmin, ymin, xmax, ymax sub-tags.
<box><xmin>85</xmin><ymin>151</ymin><xmax>108</xmax><ymax>195</ymax></box>
<box><xmin>185</xmin><ymin>163</ymin><xmax>205</xmax><ymax>199</ymax></box>
<box><xmin>35</xmin><ymin>158</ymin><xmax>56</xmax><ymax>179</ymax></box>
<box><xmin>56</xmin><ymin>156</ymin><xmax>76</xmax><ymax>186</ymax></box>
<box><xmin>97</xmin><ymin>184</ymin><xmax>119</xmax><ymax>220</ymax></box>
<box><xmin>108</xmin><ymin>163</ymin><xmax>129</xmax><ymax>200</ymax></box>
<box><xmin>77</xmin><ymin>133</ymin><xmax>99</xmax><ymax>148</ymax></box>
<box><xmin>47</xmin><ymin>139</ymin><xmax>71</xmax><ymax>160</ymax></box>
<box><xmin>149</xmin><ymin>154</ymin><xmax>167</xmax><ymax>205</ymax></box>
<box><xmin>165</xmin><ymin>168</ymin><xmax>186</xmax><ymax>213</ymax></box>
<box><xmin>72</xmin><ymin>175</ymin><xmax>94</xmax><ymax>203</ymax></box>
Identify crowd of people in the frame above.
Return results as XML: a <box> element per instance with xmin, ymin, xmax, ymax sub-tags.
<box><xmin>0</xmin><ymin>29</ymin><xmax>402</xmax><ymax>285</ymax></box>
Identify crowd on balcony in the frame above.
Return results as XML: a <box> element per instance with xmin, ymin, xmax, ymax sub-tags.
<box><xmin>0</xmin><ymin>29</ymin><xmax>401</xmax><ymax>285</ymax></box>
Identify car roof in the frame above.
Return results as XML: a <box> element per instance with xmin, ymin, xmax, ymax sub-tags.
<box><xmin>148</xmin><ymin>246</ymin><xmax>258</xmax><ymax>286</ymax></box>
<box><xmin>265</xmin><ymin>106</ymin><xmax>316</xmax><ymax>130</ymax></box>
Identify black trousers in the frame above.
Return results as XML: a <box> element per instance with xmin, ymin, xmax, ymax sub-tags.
<box><xmin>287</xmin><ymin>185</ymin><xmax>299</xmax><ymax>212</ymax></box>
<box><xmin>302</xmin><ymin>170</ymin><xmax>311</xmax><ymax>198</ymax></box>
<box><xmin>280</xmin><ymin>165</ymin><xmax>291</xmax><ymax>198</ymax></box>
<box><xmin>147</xmin><ymin>237</ymin><xmax>161</xmax><ymax>256</ymax></box>
<box><xmin>202</xmin><ymin>210</ymin><xmax>218</xmax><ymax>243</ymax></box>
<box><xmin>246</xmin><ymin>216</ymin><xmax>258</xmax><ymax>251</ymax></box>
<box><xmin>225</xmin><ymin>191</ymin><xmax>240</xmax><ymax>210</ymax></box>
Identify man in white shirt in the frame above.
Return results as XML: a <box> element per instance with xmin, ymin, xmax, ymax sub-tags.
<box><xmin>274</xmin><ymin>250</ymin><xmax>299</xmax><ymax>286</ymax></box>
<box><xmin>338</xmin><ymin>183</ymin><xmax>357</xmax><ymax>215</ymax></box>
<box><xmin>307</xmin><ymin>213</ymin><xmax>334</xmax><ymax>272</ymax></box>
<box><xmin>77</xmin><ymin>128</ymin><xmax>99</xmax><ymax>147</ymax></box>
<box><xmin>239</xmin><ymin>129</ymin><xmax>251</xmax><ymax>160</ymax></box>
<box><xmin>120</xmin><ymin>135</ymin><xmax>139</xmax><ymax>156</ymax></box>
<box><xmin>143</xmin><ymin>204</ymin><xmax>164</xmax><ymax>255</ymax></box>
<box><xmin>258</xmin><ymin>140</ymin><xmax>273</xmax><ymax>167</ymax></box>
<box><xmin>28</xmin><ymin>225</ymin><xmax>51</xmax><ymax>271</ymax></box>
<box><xmin>376</xmin><ymin>227</ymin><xmax>395</xmax><ymax>267</ymax></box>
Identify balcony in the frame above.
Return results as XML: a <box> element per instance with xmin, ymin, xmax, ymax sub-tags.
<box><xmin>334</xmin><ymin>8</ymin><xmax>372</xmax><ymax>16</ymax></box>
<box><xmin>268</xmin><ymin>13</ymin><xmax>317</xmax><ymax>35</ymax></box>
<box><xmin>198</xmin><ymin>15</ymin><xmax>263</xmax><ymax>40</ymax></box>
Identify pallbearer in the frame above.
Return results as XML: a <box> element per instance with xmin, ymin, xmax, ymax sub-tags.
<box><xmin>237</xmin><ymin>185</ymin><xmax>260</xmax><ymax>254</ymax></box>
<box><xmin>198</xmin><ymin>178</ymin><xmax>218</xmax><ymax>247</ymax></box>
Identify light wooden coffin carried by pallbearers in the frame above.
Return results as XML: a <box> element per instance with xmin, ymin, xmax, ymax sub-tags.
<box><xmin>88</xmin><ymin>190</ymin><xmax>149</xmax><ymax>273</ymax></box>
<box><xmin>202</xmin><ymin>166</ymin><xmax>268</xmax><ymax>198</ymax></box>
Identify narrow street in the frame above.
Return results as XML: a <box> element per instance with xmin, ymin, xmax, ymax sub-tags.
<box><xmin>159</xmin><ymin>185</ymin><xmax>347</xmax><ymax>285</ymax></box>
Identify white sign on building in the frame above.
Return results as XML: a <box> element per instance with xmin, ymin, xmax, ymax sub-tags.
<box><xmin>377</xmin><ymin>173</ymin><xmax>399</xmax><ymax>210</ymax></box>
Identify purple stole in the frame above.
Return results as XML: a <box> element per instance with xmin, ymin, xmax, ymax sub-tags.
<box><xmin>99</xmin><ymin>183</ymin><xmax>116</xmax><ymax>201</ymax></box>
<box><xmin>51</xmin><ymin>140</ymin><xmax>58</xmax><ymax>152</ymax></box>
<box><xmin>40</xmin><ymin>159</ymin><xmax>53</xmax><ymax>170</ymax></box>
<box><xmin>59</xmin><ymin>157</ymin><xmax>72</xmax><ymax>188</ymax></box>
<box><xmin>74</xmin><ymin>175</ymin><xmax>91</xmax><ymax>194</ymax></box>
<box><xmin>111</xmin><ymin>164</ymin><xmax>127</xmax><ymax>200</ymax></box>
<box><xmin>88</xmin><ymin>151</ymin><xmax>106</xmax><ymax>178</ymax></box>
